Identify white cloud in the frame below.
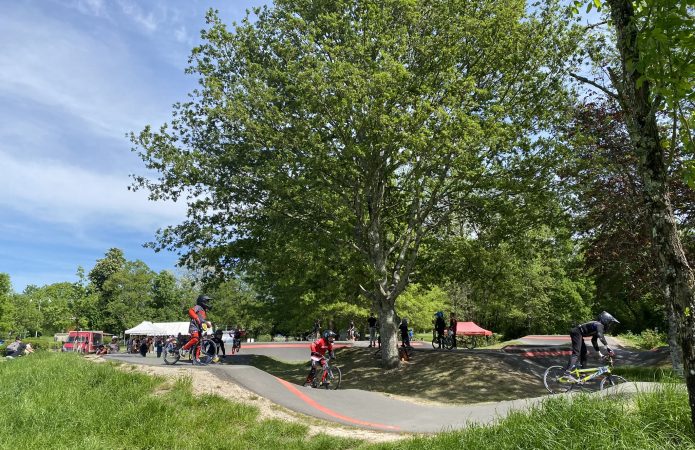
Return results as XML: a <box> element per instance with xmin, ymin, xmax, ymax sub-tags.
<box><xmin>0</xmin><ymin>6</ymin><xmax>170</xmax><ymax>140</ymax></box>
<box><xmin>74</xmin><ymin>0</ymin><xmax>108</xmax><ymax>17</ymax></box>
<box><xmin>117</xmin><ymin>0</ymin><xmax>160</xmax><ymax>32</ymax></box>
<box><xmin>0</xmin><ymin>151</ymin><xmax>188</xmax><ymax>232</ymax></box>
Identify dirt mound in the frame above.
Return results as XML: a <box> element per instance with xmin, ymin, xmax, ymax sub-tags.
<box><xmin>249</xmin><ymin>346</ymin><xmax>550</xmax><ymax>404</ymax></box>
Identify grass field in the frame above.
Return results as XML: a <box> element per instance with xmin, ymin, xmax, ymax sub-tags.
<box><xmin>1</xmin><ymin>352</ymin><xmax>693</xmax><ymax>449</ymax></box>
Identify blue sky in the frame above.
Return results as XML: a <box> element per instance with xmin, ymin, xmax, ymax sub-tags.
<box><xmin>0</xmin><ymin>0</ymin><xmax>265</xmax><ymax>292</ymax></box>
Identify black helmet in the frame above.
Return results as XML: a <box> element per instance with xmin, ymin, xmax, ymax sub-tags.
<box><xmin>214</xmin><ymin>329</ymin><xmax>223</xmax><ymax>336</ymax></box>
<box><xmin>323</xmin><ymin>330</ymin><xmax>337</xmax><ymax>342</ymax></box>
<box><xmin>597</xmin><ymin>311</ymin><xmax>619</xmax><ymax>327</ymax></box>
<box><xmin>196</xmin><ymin>295</ymin><xmax>213</xmax><ymax>311</ymax></box>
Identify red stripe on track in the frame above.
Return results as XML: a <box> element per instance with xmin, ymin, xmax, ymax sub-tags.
<box><xmin>274</xmin><ymin>377</ymin><xmax>401</xmax><ymax>431</ymax></box>
<box><xmin>240</xmin><ymin>343</ymin><xmax>351</xmax><ymax>349</ymax></box>
<box><xmin>521</xmin><ymin>350</ymin><xmax>572</xmax><ymax>357</ymax></box>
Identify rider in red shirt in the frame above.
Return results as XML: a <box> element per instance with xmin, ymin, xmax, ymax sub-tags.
<box><xmin>180</xmin><ymin>295</ymin><xmax>212</xmax><ymax>358</ymax></box>
<box><xmin>304</xmin><ymin>330</ymin><xmax>336</xmax><ymax>386</ymax></box>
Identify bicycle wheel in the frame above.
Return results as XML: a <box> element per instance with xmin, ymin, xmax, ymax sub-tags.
<box><xmin>543</xmin><ymin>366</ymin><xmax>575</xmax><ymax>394</ymax></box>
<box><xmin>325</xmin><ymin>365</ymin><xmax>342</xmax><ymax>390</ymax></box>
<box><xmin>162</xmin><ymin>343</ymin><xmax>180</xmax><ymax>365</ymax></box>
<box><xmin>191</xmin><ymin>341</ymin><xmax>213</xmax><ymax>366</ymax></box>
<box><xmin>465</xmin><ymin>336</ymin><xmax>478</xmax><ymax>350</ymax></box>
<box><xmin>600</xmin><ymin>374</ymin><xmax>628</xmax><ymax>391</ymax></box>
<box><xmin>442</xmin><ymin>336</ymin><xmax>453</xmax><ymax>350</ymax></box>
<box><xmin>203</xmin><ymin>339</ymin><xmax>216</xmax><ymax>357</ymax></box>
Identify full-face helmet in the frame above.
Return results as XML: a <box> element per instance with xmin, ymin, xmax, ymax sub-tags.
<box><xmin>597</xmin><ymin>311</ymin><xmax>620</xmax><ymax>329</ymax></box>
<box><xmin>323</xmin><ymin>330</ymin><xmax>337</xmax><ymax>342</ymax></box>
<box><xmin>196</xmin><ymin>295</ymin><xmax>213</xmax><ymax>311</ymax></box>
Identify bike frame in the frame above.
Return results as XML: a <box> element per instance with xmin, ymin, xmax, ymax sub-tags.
<box><xmin>566</xmin><ymin>356</ymin><xmax>615</xmax><ymax>384</ymax></box>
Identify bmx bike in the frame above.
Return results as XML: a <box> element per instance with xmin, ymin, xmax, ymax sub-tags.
<box><xmin>304</xmin><ymin>355</ymin><xmax>342</xmax><ymax>390</ymax></box>
<box><xmin>543</xmin><ymin>354</ymin><xmax>628</xmax><ymax>394</ymax></box>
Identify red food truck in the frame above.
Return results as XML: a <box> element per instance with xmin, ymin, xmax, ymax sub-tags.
<box><xmin>61</xmin><ymin>331</ymin><xmax>105</xmax><ymax>353</ymax></box>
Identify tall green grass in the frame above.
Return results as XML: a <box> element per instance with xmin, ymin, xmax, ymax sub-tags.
<box><xmin>374</xmin><ymin>383</ymin><xmax>695</xmax><ymax>450</ymax></box>
<box><xmin>0</xmin><ymin>353</ymin><xmax>358</xmax><ymax>449</ymax></box>
<box><xmin>1</xmin><ymin>353</ymin><xmax>693</xmax><ymax>449</ymax></box>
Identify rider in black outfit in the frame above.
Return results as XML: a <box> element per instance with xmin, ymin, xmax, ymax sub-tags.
<box><xmin>567</xmin><ymin>311</ymin><xmax>619</xmax><ymax>370</ymax></box>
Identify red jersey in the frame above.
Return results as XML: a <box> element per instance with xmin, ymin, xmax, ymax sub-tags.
<box><xmin>188</xmin><ymin>304</ymin><xmax>207</xmax><ymax>333</ymax></box>
<box><xmin>310</xmin><ymin>337</ymin><xmax>333</xmax><ymax>356</ymax></box>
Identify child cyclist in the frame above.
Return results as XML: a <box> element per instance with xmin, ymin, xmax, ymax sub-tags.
<box><xmin>304</xmin><ymin>330</ymin><xmax>337</xmax><ymax>387</ymax></box>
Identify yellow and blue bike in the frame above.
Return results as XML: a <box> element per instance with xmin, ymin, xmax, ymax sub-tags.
<box><xmin>543</xmin><ymin>354</ymin><xmax>628</xmax><ymax>394</ymax></box>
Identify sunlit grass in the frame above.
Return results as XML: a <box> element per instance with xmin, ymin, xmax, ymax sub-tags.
<box><xmin>1</xmin><ymin>352</ymin><xmax>693</xmax><ymax>449</ymax></box>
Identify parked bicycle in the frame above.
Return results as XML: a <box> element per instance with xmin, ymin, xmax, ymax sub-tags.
<box><xmin>304</xmin><ymin>354</ymin><xmax>342</xmax><ymax>389</ymax></box>
<box><xmin>543</xmin><ymin>354</ymin><xmax>628</xmax><ymax>394</ymax></box>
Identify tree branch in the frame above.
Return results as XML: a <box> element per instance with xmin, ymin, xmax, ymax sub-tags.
<box><xmin>570</xmin><ymin>72</ymin><xmax>619</xmax><ymax>99</ymax></box>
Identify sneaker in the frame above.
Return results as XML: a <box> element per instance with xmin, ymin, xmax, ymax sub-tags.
<box><xmin>212</xmin><ymin>356</ymin><xmax>220</xmax><ymax>363</ymax></box>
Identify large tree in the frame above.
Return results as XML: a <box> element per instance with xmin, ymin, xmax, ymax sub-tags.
<box><xmin>131</xmin><ymin>0</ymin><xmax>579</xmax><ymax>367</ymax></box>
<box><xmin>575</xmin><ymin>0</ymin><xmax>695</xmax><ymax>426</ymax></box>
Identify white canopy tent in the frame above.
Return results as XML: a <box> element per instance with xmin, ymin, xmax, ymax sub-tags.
<box><xmin>123</xmin><ymin>321</ymin><xmax>164</xmax><ymax>336</ymax></box>
<box><xmin>124</xmin><ymin>321</ymin><xmax>209</xmax><ymax>337</ymax></box>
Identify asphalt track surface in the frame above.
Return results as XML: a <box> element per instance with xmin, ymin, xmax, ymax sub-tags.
<box><xmin>106</xmin><ymin>338</ymin><xmax>660</xmax><ymax>434</ymax></box>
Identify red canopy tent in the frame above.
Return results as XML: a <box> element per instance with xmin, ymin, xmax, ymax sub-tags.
<box><xmin>455</xmin><ymin>321</ymin><xmax>492</xmax><ymax>336</ymax></box>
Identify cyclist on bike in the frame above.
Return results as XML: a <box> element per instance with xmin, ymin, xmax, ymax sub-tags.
<box><xmin>567</xmin><ymin>311</ymin><xmax>619</xmax><ymax>371</ymax></box>
<box><xmin>180</xmin><ymin>295</ymin><xmax>213</xmax><ymax>358</ymax></box>
<box><xmin>304</xmin><ymin>330</ymin><xmax>336</xmax><ymax>386</ymax></box>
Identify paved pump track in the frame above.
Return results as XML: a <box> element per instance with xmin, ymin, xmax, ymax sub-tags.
<box><xmin>105</xmin><ymin>339</ymin><xmax>668</xmax><ymax>434</ymax></box>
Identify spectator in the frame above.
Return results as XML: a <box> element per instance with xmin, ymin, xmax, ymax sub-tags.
<box><xmin>449</xmin><ymin>312</ymin><xmax>458</xmax><ymax>349</ymax></box>
<box><xmin>5</xmin><ymin>338</ymin><xmax>22</xmax><ymax>357</ymax></box>
<box><xmin>347</xmin><ymin>320</ymin><xmax>356</xmax><ymax>341</ymax></box>
<box><xmin>399</xmin><ymin>318</ymin><xmax>410</xmax><ymax>347</ymax></box>
<box><xmin>367</xmin><ymin>313</ymin><xmax>378</xmax><ymax>348</ymax></box>
<box><xmin>155</xmin><ymin>337</ymin><xmax>163</xmax><ymax>358</ymax></box>
<box><xmin>139</xmin><ymin>339</ymin><xmax>148</xmax><ymax>357</ymax></box>
<box><xmin>212</xmin><ymin>329</ymin><xmax>226</xmax><ymax>359</ymax></box>
<box><xmin>434</xmin><ymin>311</ymin><xmax>446</xmax><ymax>349</ymax></box>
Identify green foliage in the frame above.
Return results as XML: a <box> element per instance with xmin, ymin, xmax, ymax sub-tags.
<box><xmin>396</xmin><ymin>284</ymin><xmax>449</xmax><ymax>332</ymax></box>
<box><xmin>130</xmin><ymin>0</ymin><xmax>582</xmax><ymax>369</ymax></box>
<box><xmin>88</xmin><ymin>248</ymin><xmax>126</xmax><ymax>293</ymax></box>
<box><xmin>425</xmin><ymin>227</ymin><xmax>594</xmax><ymax>338</ymax></box>
<box><xmin>619</xmin><ymin>328</ymin><xmax>668</xmax><ymax>350</ymax></box>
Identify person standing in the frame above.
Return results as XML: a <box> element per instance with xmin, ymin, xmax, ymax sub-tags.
<box><xmin>367</xmin><ymin>313</ymin><xmax>378</xmax><ymax>348</ymax></box>
<box><xmin>449</xmin><ymin>312</ymin><xmax>458</xmax><ymax>349</ymax></box>
<box><xmin>139</xmin><ymin>339</ymin><xmax>148</xmax><ymax>357</ymax></box>
<box><xmin>347</xmin><ymin>320</ymin><xmax>356</xmax><ymax>341</ymax></box>
<box><xmin>155</xmin><ymin>337</ymin><xmax>163</xmax><ymax>358</ymax></box>
<box><xmin>434</xmin><ymin>312</ymin><xmax>446</xmax><ymax>349</ymax></box>
<box><xmin>399</xmin><ymin>318</ymin><xmax>410</xmax><ymax>347</ymax></box>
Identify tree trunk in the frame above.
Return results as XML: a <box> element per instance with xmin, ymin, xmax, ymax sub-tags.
<box><xmin>667</xmin><ymin>303</ymin><xmax>685</xmax><ymax>376</ymax></box>
<box><xmin>378</xmin><ymin>301</ymin><xmax>400</xmax><ymax>369</ymax></box>
<box><xmin>607</xmin><ymin>0</ymin><xmax>695</xmax><ymax>428</ymax></box>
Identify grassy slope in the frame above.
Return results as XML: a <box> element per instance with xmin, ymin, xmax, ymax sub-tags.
<box><xmin>248</xmin><ymin>346</ymin><xmax>549</xmax><ymax>403</ymax></box>
<box><xmin>1</xmin><ymin>352</ymin><xmax>694</xmax><ymax>449</ymax></box>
